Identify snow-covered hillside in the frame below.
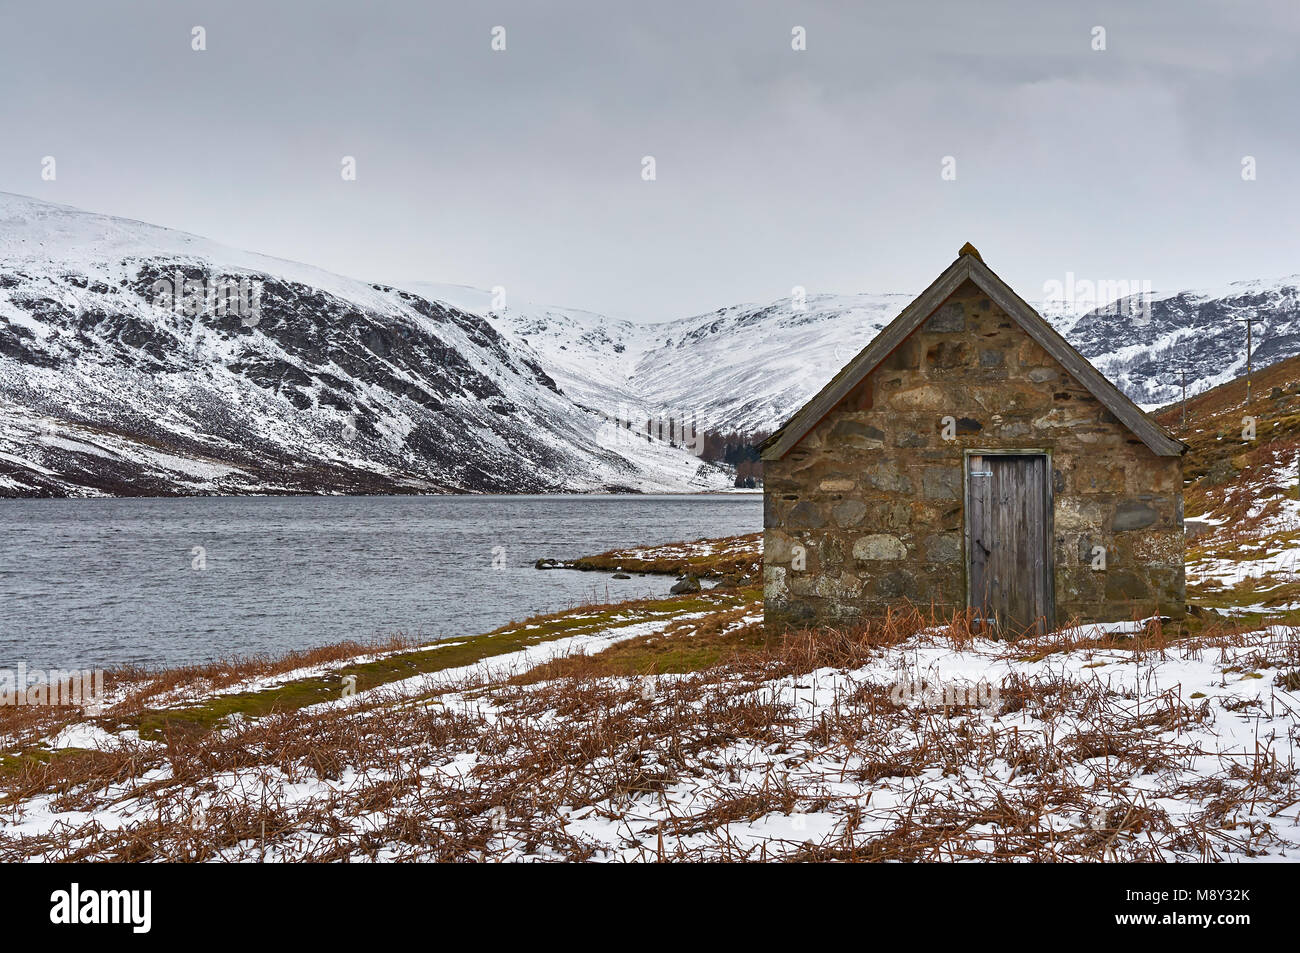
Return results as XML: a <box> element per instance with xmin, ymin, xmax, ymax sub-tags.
<box><xmin>0</xmin><ymin>194</ymin><xmax>731</xmax><ymax>497</ymax></box>
<box><xmin>628</xmin><ymin>294</ymin><xmax>911</xmax><ymax>436</ymax></box>
<box><xmin>422</xmin><ymin>277</ymin><xmax>1300</xmax><ymax>436</ymax></box>
<box><xmin>1070</xmin><ymin>277</ymin><xmax>1300</xmax><ymax>408</ymax></box>
<box><xmin>406</xmin><ymin>283</ymin><xmax>917</xmax><ymax>437</ymax></box>
<box><xmin>400</xmin><ymin>282</ymin><xmax>655</xmax><ymax>412</ymax></box>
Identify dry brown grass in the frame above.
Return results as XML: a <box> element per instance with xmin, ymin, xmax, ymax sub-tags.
<box><xmin>511</xmin><ymin>603</ymin><xmax>770</xmax><ymax>682</ymax></box>
<box><xmin>0</xmin><ymin>634</ymin><xmax>420</xmax><ymax>761</ymax></box>
<box><xmin>4</xmin><ymin>601</ymin><xmax>1294</xmax><ymax>863</ymax></box>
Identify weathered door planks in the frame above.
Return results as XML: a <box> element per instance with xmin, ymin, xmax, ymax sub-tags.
<box><xmin>967</xmin><ymin>454</ymin><xmax>1051</xmax><ymax>635</ymax></box>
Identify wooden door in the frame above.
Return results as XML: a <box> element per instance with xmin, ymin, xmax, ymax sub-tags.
<box><xmin>967</xmin><ymin>454</ymin><xmax>1051</xmax><ymax>636</ymax></box>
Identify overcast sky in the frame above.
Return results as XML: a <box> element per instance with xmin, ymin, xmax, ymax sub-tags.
<box><xmin>1</xmin><ymin>0</ymin><xmax>1297</xmax><ymax>320</ymax></box>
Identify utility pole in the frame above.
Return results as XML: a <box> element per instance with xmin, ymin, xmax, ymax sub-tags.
<box><xmin>1237</xmin><ymin>315</ymin><xmax>1256</xmax><ymax>405</ymax></box>
<box><xmin>1168</xmin><ymin>362</ymin><xmax>1193</xmax><ymax>433</ymax></box>
<box><xmin>1179</xmin><ymin>365</ymin><xmax>1188</xmax><ymax>430</ymax></box>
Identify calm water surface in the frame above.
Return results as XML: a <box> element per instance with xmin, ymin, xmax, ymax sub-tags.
<box><xmin>0</xmin><ymin>495</ymin><xmax>761</xmax><ymax>669</ymax></box>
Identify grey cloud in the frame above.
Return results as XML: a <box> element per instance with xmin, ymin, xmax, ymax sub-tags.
<box><xmin>0</xmin><ymin>0</ymin><xmax>1296</xmax><ymax>320</ymax></box>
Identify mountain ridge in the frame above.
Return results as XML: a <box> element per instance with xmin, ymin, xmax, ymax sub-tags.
<box><xmin>2</xmin><ymin>193</ymin><xmax>1297</xmax><ymax>496</ymax></box>
<box><xmin>0</xmin><ymin>194</ymin><xmax>731</xmax><ymax>497</ymax></box>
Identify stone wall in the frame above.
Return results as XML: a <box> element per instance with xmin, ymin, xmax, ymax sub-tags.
<box><xmin>763</xmin><ymin>279</ymin><xmax>1185</xmax><ymax>630</ymax></box>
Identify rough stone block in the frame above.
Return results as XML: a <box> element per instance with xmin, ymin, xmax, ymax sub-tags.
<box><xmin>921</xmin><ymin>467</ymin><xmax>961</xmax><ymax>499</ymax></box>
<box><xmin>924</xmin><ymin>533</ymin><xmax>961</xmax><ymax>563</ymax></box>
<box><xmin>853</xmin><ymin>534</ymin><xmax>907</xmax><ymax>560</ymax></box>
<box><xmin>1114</xmin><ymin>500</ymin><xmax>1159</xmax><ymax>531</ymax></box>
<box><xmin>832</xmin><ymin>499</ymin><xmax>868</xmax><ymax>527</ymax></box>
<box><xmin>923</xmin><ymin>301</ymin><xmax>965</xmax><ymax>332</ymax></box>
<box><xmin>788</xmin><ymin>500</ymin><xmax>825</xmax><ymax>528</ymax></box>
<box><xmin>830</xmin><ymin>419</ymin><xmax>885</xmax><ymax>448</ymax></box>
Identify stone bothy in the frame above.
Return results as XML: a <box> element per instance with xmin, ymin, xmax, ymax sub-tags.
<box><xmin>760</xmin><ymin>245</ymin><xmax>1187</xmax><ymax>634</ymax></box>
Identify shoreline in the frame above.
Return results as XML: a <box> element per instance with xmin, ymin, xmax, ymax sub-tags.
<box><xmin>0</xmin><ymin>489</ymin><xmax>767</xmax><ymax>502</ymax></box>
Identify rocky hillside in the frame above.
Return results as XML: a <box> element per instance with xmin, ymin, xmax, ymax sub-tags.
<box><xmin>1072</xmin><ymin>276</ymin><xmax>1300</xmax><ymax>407</ymax></box>
<box><xmin>0</xmin><ymin>194</ymin><xmax>731</xmax><ymax>497</ymax></box>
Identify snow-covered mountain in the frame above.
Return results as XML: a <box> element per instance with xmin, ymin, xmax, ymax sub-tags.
<box><xmin>405</xmin><ymin>284</ymin><xmax>918</xmax><ymax>437</ymax></box>
<box><xmin>0</xmin><ymin>194</ymin><xmax>731</xmax><ymax>497</ymax></box>
<box><xmin>400</xmin><ymin>282</ymin><xmax>655</xmax><ymax>413</ymax></box>
<box><xmin>3</xmin><ymin>192</ymin><xmax>1295</xmax><ymax>498</ymax></box>
<box><xmin>427</xmin><ymin>277</ymin><xmax>1300</xmax><ymax>436</ymax></box>
<box><xmin>628</xmin><ymin>294</ymin><xmax>913</xmax><ymax>435</ymax></box>
<box><xmin>1069</xmin><ymin>277</ymin><xmax>1300</xmax><ymax>407</ymax></box>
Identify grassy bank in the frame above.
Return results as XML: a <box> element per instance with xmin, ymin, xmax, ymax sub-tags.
<box><xmin>0</xmin><ymin>585</ymin><xmax>758</xmax><ymax>765</ymax></box>
<box><xmin>540</xmin><ymin>532</ymin><xmax>761</xmax><ymax>581</ymax></box>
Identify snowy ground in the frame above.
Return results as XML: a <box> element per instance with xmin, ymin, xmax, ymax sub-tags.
<box><xmin>3</xmin><ymin>609</ymin><xmax>1297</xmax><ymax>862</ymax></box>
